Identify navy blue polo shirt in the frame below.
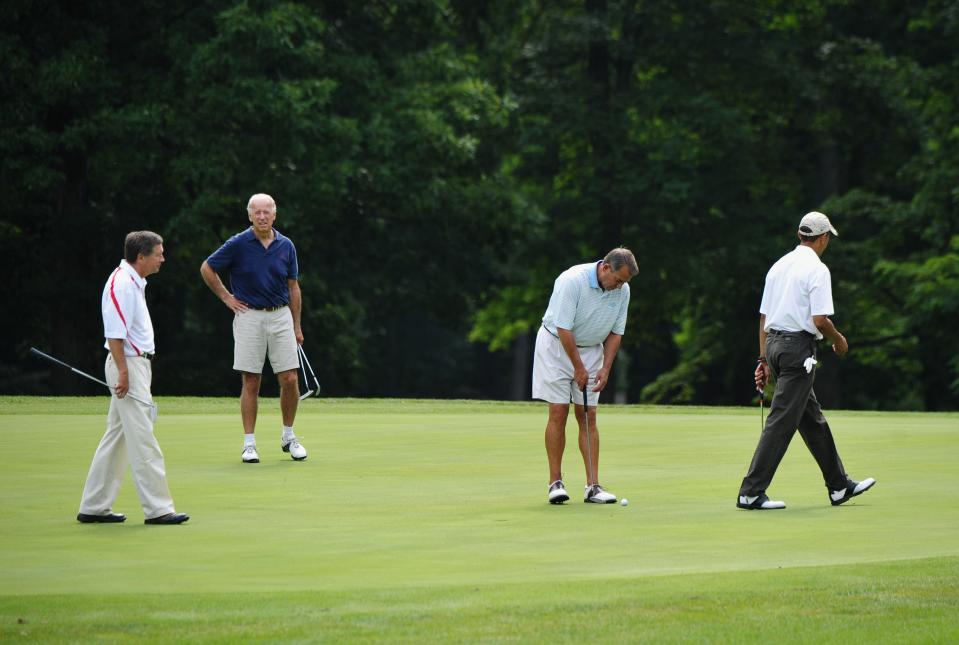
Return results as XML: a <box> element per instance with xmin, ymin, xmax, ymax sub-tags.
<box><xmin>206</xmin><ymin>228</ymin><xmax>299</xmax><ymax>308</ymax></box>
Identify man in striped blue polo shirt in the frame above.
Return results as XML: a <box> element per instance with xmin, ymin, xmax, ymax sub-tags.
<box><xmin>533</xmin><ymin>247</ymin><xmax>639</xmax><ymax>504</ymax></box>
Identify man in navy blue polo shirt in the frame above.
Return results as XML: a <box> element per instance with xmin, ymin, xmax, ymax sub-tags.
<box><xmin>200</xmin><ymin>193</ymin><xmax>308</xmax><ymax>463</ymax></box>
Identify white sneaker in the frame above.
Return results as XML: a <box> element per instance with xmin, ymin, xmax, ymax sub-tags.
<box><xmin>584</xmin><ymin>484</ymin><xmax>617</xmax><ymax>504</ymax></box>
<box><xmin>241</xmin><ymin>445</ymin><xmax>259</xmax><ymax>463</ymax></box>
<box><xmin>282</xmin><ymin>438</ymin><xmax>307</xmax><ymax>461</ymax></box>
<box><xmin>737</xmin><ymin>494</ymin><xmax>786</xmax><ymax>510</ymax></box>
<box><xmin>548</xmin><ymin>480</ymin><xmax>569</xmax><ymax>504</ymax></box>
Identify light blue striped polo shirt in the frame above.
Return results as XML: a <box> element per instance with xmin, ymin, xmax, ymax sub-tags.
<box><xmin>542</xmin><ymin>261</ymin><xmax>630</xmax><ymax>346</ymax></box>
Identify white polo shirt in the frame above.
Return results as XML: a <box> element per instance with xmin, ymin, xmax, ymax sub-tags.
<box><xmin>759</xmin><ymin>245</ymin><xmax>834</xmax><ymax>339</ymax></box>
<box><xmin>101</xmin><ymin>259</ymin><xmax>155</xmax><ymax>356</ymax></box>
<box><xmin>542</xmin><ymin>261</ymin><xmax>630</xmax><ymax>346</ymax></box>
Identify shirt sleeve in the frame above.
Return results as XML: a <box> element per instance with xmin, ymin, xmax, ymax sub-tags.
<box><xmin>205</xmin><ymin>235</ymin><xmax>238</xmax><ymax>271</ymax></box>
<box><xmin>612</xmin><ymin>284</ymin><xmax>630</xmax><ymax>335</ymax></box>
<box><xmin>102</xmin><ymin>276</ymin><xmax>137</xmax><ymax>340</ymax></box>
<box><xmin>552</xmin><ymin>274</ymin><xmax>579</xmax><ymax>330</ymax></box>
<box><xmin>808</xmin><ymin>265</ymin><xmax>835</xmax><ymax>316</ymax></box>
<box><xmin>758</xmin><ymin>269</ymin><xmax>773</xmax><ymax>315</ymax></box>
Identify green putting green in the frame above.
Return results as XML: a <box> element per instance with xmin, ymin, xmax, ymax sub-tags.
<box><xmin>1</xmin><ymin>397</ymin><xmax>956</xmax><ymax>642</ymax></box>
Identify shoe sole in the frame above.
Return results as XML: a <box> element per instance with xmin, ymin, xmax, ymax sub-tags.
<box><xmin>584</xmin><ymin>498</ymin><xmax>617</xmax><ymax>504</ymax></box>
<box><xmin>548</xmin><ymin>495</ymin><xmax>569</xmax><ymax>504</ymax></box>
<box><xmin>291</xmin><ymin>455</ymin><xmax>307</xmax><ymax>461</ymax></box>
<box><xmin>831</xmin><ymin>479</ymin><xmax>876</xmax><ymax>506</ymax></box>
<box><xmin>736</xmin><ymin>503</ymin><xmax>785</xmax><ymax>510</ymax></box>
<box><xmin>242</xmin><ymin>458</ymin><xmax>259</xmax><ymax>463</ymax></box>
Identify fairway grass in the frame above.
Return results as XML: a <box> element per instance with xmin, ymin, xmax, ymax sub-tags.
<box><xmin>1</xmin><ymin>397</ymin><xmax>957</xmax><ymax>642</ymax></box>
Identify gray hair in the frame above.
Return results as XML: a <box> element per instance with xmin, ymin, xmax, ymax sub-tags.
<box><xmin>604</xmin><ymin>247</ymin><xmax>638</xmax><ymax>276</ymax></box>
<box><xmin>247</xmin><ymin>193</ymin><xmax>277</xmax><ymax>214</ymax></box>
<box><xmin>124</xmin><ymin>231</ymin><xmax>163</xmax><ymax>264</ymax></box>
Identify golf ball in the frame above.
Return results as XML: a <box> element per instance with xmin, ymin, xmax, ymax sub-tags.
<box><xmin>620</xmin><ymin>498</ymin><xmax>629</xmax><ymax>507</ymax></box>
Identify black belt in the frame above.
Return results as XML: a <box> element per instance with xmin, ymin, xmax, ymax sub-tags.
<box><xmin>767</xmin><ymin>329</ymin><xmax>814</xmax><ymax>338</ymax></box>
<box><xmin>542</xmin><ymin>324</ymin><xmax>595</xmax><ymax>348</ymax></box>
<box><xmin>251</xmin><ymin>304</ymin><xmax>288</xmax><ymax>312</ymax></box>
<box><xmin>139</xmin><ymin>352</ymin><xmax>155</xmax><ymax>361</ymax></box>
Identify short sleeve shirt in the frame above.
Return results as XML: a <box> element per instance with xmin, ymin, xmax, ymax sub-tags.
<box><xmin>205</xmin><ymin>228</ymin><xmax>299</xmax><ymax>308</ymax></box>
<box><xmin>759</xmin><ymin>245</ymin><xmax>834</xmax><ymax>339</ymax></box>
<box><xmin>542</xmin><ymin>261</ymin><xmax>630</xmax><ymax>346</ymax></box>
<box><xmin>101</xmin><ymin>259</ymin><xmax>155</xmax><ymax>356</ymax></box>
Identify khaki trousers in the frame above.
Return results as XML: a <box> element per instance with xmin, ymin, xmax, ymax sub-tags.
<box><xmin>78</xmin><ymin>354</ymin><xmax>175</xmax><ymax>519</ymax></box>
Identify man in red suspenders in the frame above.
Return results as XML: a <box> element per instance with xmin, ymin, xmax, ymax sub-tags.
<box><xmin>77</xmin><ymin>231</ymin><xmax>189</xmax><ymax>525</ymax></box>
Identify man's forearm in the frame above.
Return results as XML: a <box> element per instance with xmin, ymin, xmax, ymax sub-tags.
<box><xmin>107</xmin><ymin>338</ymin><xmax>128</xmax><ymax>378</ymax></box>
<box><xmin>289</xmin><ymin>281</ymin><xmax>302</xmax><ymax>328</ymax></box>
<box><xmin>602</xmin><ymin>332</ymin><xmax>622</xmax><ymax>369</ymax></box>
<box><xmin>813</xmin><ymin>315</ymin><xmax>841</xmax><ymax>343</ymax></box>
<box><xmin>556</xmin><ymin>328</ymin><xmax>584</xmax><ymax>370</ymax></box>
<box><xmin>758</xmin><ymin>314</ymin><xmax>767</xmax><ymax>357</ymax></box>
<box><xmin>200</xmin><ymin>262</ymin><xmax>230</xmax><ymax>300</ymax></box>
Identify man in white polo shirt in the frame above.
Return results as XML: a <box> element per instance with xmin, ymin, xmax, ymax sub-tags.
<box><xmin>737</xmin><ymin>212</ymin><xmax>875</xmax><ymax>510</ymax></box>
<box><xmin>533</xmin><ymin>247</ymin><xmax>638</xmax><ymax>504</ymax></box>
<box><xmin>77</xmin><ymin>231</ymin><xmax>189</xmax><ymax>525</ymax></box>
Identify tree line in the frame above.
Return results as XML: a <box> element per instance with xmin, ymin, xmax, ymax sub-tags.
<box><xmin>2</xmin><ymin>1</ymin><xmax>956</xmax><ymax>410</ymax></box>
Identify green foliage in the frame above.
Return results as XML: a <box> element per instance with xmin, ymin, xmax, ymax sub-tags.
<box><xmin>1</xmin><ymin>0</ymin><xmax>957</xmax><ymax>407</ymax></box>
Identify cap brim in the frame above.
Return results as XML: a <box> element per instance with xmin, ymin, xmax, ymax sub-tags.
<box><xmin>829</xmin><ymin>225</ymin><xmax>839</xmax><ymax>236</ymax></box>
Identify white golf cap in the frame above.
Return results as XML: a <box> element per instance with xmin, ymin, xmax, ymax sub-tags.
<box><xmin>798</xmin><ymin>211</ymin><xmax>839</xmax><ymax>237</ymax></box>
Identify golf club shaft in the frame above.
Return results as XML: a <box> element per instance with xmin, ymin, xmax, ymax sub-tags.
<box><xmin>30</xmin><ymin>346</ymin><xmax>155</xmax><ymax>408</ymax></box>
<box><xmin>297</xmin><ymin>344</ymin><xmax>321</xmax><ymax>395</ymax></box>
<box><xmin>583</xmin><ymin>383</ymin><xmax>595</xmax><ymax>487</ymax></box>
<box><xmin>299</xmin><ymin>345</ymin><xmax>318</xmax><ymax>382</ymax></box>
<box><xmin>297</xmin><ymin>345</ymin><xmax>311</xmax><ymax>398</ymax></box>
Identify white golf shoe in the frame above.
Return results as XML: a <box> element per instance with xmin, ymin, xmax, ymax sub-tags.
<box><xmin>241</xmin><ymin>445</ymin><xmax>260</xmax><ymax>463</ymax></box>
<box><xmin>737</xmin><ymin>494</ymin><xmax>786</xmax><ymax>510</ymax></box>
<box><xmin>584</xmin><ymin>484</ymin><xmax>617</xmax><ymax>504</ymax></box>
<box><xmin>548</xmin><ymin>480</ymin><xmax>569</xmax><ymax>504</ymax></box>
<box><xmin>830</xmin><ymin>477</ymin><xmax>876</xmax><ymax>506</ymax></box>
<box><xmin>282</xmin><ymin>438</ymin><xmax>307</xmax><ymax>461</ymax></box>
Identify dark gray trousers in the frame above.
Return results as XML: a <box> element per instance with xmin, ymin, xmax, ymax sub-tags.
<box><xmin>739</xmin><ymin>331</ymin><xmax>849</xmax><ymax>497</ymax></box>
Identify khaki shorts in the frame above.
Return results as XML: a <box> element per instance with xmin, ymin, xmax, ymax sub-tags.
<box><xmin>232</xmin><ymin>307</ymin><xmax>299</xmax><ymax>374</ymax></box>
<box><xmin>531</xmin><ymin>326</ymin><xmax>603</xmax><ymax>406</ymax></box>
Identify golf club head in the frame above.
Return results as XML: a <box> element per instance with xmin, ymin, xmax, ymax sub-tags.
<box><xmin>298</xmin><ymin>389</ymin><xmax>314</xmax><ymax>401</ymax></box>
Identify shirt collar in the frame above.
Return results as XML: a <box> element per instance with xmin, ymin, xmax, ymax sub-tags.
<box><xmin>588</xmin><ymin>260</ymin><xmax>603</xmax><ymax>290</ymax></box>
<box><xmin>119</xmin><ymin>259</ymin><xmax>147</xmax><ymax>288</ymax></box>
<box><xmin>246</xmin><ymin>227</ymin><xmax>279</xmax><ymax>243</ymax></box>
<box><xmin>795</xmin><ymin>244</ymin><xmax>821</xmax><ymax>262</ymax></box>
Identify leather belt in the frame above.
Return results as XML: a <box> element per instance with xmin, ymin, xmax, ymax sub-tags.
<box><xmin>251</xmin><ymin>304</ymin><xmax>288</xmax><ymax>312</ymax></box>
<box><xmin>767</xmin><ymin>329</ymin><xmax>814</xmax><ymax>338</ymax></box>
<box><xmin>542</xmin><ymin>324</ymin><xmax>595</xmax><ymax>348</ymax></box>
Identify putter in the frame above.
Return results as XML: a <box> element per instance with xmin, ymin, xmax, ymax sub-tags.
<box><xmin>30</xmin><ymin>347</ymin><xmax>158</xmax><ymax>421</ymax></box>
<box><xmin>582</xmin><ymin>383</ymin><xmax>596</xmax><ymax>493</ymax></box>
<box><xmin>296</xmin><ymin>344</ymin><xmax>321</xmax><ymax>400</ymax></box>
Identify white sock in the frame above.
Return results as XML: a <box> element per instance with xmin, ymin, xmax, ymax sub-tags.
<box><xmin>244</xmin><ymin>434</ymin><xmax>256</xmax><ymax>447</ymax></box>
<box><xmin>282</xmin><ymin>426</ymin><xmax>295</xmax><ymax>441</ymax></box>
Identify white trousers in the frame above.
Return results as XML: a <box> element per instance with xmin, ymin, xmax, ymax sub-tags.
<box><xmin>78</xmin><ymin>354</ymin><xmax>175</xmax><ymax>519</ymax></box>
<box><xmin>531</xmin><ymin>326</ymin><xmax>604</xmax><ymax>406</ymax></box>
